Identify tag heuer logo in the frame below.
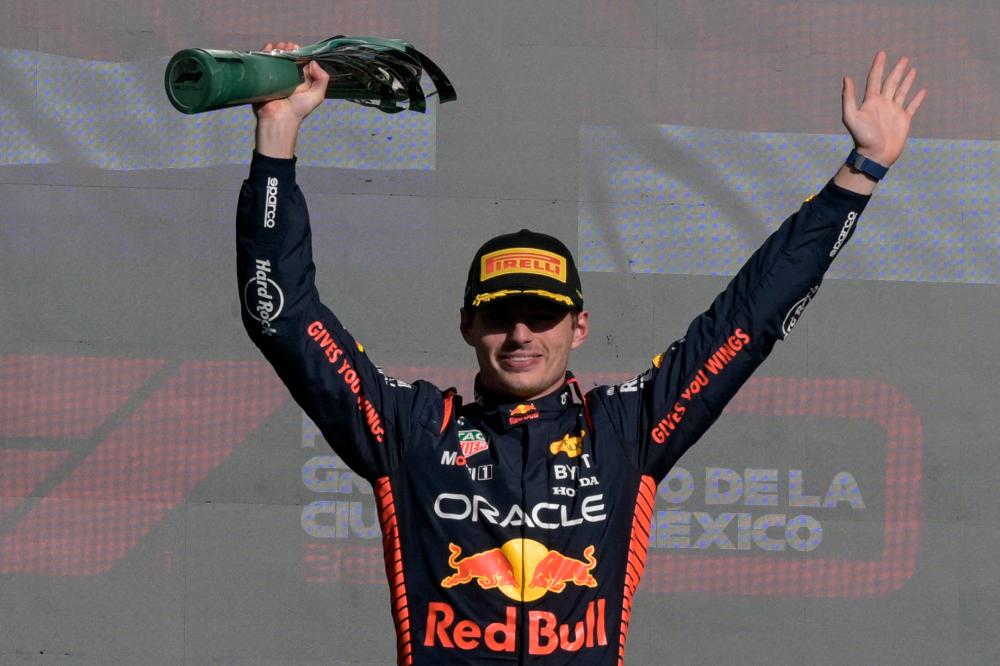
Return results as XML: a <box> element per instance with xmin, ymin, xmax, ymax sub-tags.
<box><xmin>458</xmin><ymin>429</ymin><xmax>488</xmax><ymax>458</ymax></box>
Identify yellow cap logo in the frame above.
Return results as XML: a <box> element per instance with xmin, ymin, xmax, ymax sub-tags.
<box><xmin>481</xmin><ymin>248</ymin><xmax>567</xmax><ymax>283</ymax></box>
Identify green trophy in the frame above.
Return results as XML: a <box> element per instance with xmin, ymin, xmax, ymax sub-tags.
<box><xmin>164</xmin><ymin>35</ymin><xmax>456</xmax><ymax>114</ymax></box>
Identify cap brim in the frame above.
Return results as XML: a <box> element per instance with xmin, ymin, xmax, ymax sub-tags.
<box><xmin>470</xmin><ymin>288</ymin><xmax>577</xmax><ymax>309</ymax></box>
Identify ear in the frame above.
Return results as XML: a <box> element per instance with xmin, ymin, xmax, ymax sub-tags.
<box><xmin>570</xmin><ymin>310</ymin><xmax>590</xmax><ymax>349</ymax></box>
<box><xmin>459</xmin><ymin>307</ymin><xmax>475</xmax><ymax>346</ymax></box>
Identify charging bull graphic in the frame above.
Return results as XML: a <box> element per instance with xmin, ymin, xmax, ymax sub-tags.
<box><xmin>441</xmin><ymin>544</ymin><xmax>518</xmax><ymax>589</ymax></box>
<box><xmin>529</xmin><ymin>544</ymin><xmax>597</xmax><ymax>592</ymax></box>
<box><xmin>440</xmin><ymin>538</ymin><xmax>597</xmax><ymax>601</ymax></box>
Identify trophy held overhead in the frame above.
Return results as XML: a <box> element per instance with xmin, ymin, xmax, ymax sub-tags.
<box><xmin>164</xmin><ymin>35</ymin><xmax>456</xmax><ymax>115</ymax></box>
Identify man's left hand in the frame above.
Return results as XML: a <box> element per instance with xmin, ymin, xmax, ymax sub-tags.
<box><xmin>842</xmin><ymin>51</ymin><xmax>927</xmax><ymax>167</ymax></box>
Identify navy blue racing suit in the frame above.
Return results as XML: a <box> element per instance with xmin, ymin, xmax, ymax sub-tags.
<box><xmin>236</xmin><ymin>151</ymin><xmax>869</xmax><ymax>665</ymax></box>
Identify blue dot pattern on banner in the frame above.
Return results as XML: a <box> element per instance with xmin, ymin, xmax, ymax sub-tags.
<box><xmin>578</xmin><ymin>124</ymin><xmax>997</xmax><ymax>285</ymax></box>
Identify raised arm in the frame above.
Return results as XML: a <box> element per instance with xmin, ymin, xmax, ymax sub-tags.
<box><xmin>237</xmin><ymin>42</ymin><xmax>433</xmax><ymax>480</ymax></box>
<box><xmin>599</xmin><ymin>52</ymin><xmax>926</xmax><ymax>480</ymax></box>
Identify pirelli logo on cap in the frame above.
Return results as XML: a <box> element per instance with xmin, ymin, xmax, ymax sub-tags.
<box><xmin>481</xmin><ymin>248</ymin><xmax>567</xmax><ymax>283</ymax></box>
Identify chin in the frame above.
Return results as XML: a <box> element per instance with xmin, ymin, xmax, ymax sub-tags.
<box><xmin>493</xmin><ymin>371</ymin><xmax>554</xmax><ymax>400</ymax></box>
<box><xmin>497</xmin><ymin>379</ymin><xmax>539</xmax><ymax>399</ymax></box>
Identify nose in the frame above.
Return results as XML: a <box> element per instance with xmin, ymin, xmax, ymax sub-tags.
<box><xmin>507</xmin><ymin>320</ymin><xmax>533</xmax><ymax>344</ymax></box>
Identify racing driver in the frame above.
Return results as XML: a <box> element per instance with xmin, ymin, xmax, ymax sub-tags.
<box><xmin>237</xmin><ymin>44</ymin><xmax>925</xmax><ymax>665</ymax></box>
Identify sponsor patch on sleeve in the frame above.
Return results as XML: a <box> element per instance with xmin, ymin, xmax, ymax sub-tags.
<box><xmin>244</xmin><ymin>258</ymin><xmax>284</xmax><ymax>335</ymax></box>
<box><xmin>781</xmin><ymin>285</ymin><xmax>820</xmax><ymax>338</ymax></box>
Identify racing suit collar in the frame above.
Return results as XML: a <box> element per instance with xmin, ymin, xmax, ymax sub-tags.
<box><xmin>472</xmin><ymin>372</ymin><xmax>583</xmax><ymax>431</ymax></box>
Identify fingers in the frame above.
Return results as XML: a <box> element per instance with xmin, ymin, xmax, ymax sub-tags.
<box><xmin>906</xmin><ymin>88</ymin><xmax>927</xmax><ymax>117</ymax></box>
<box><xmin>894</xmin><ymin>67</ymin><xmax>916</xmax><ymax>104</ymax></box>
<box><xmin>861</xmin><ymin>51</ymin><xmax>925</xmax><ymax>113</ymax></box>
<box><xmin>295</xmin><ymin>61</ymin><xmax>328</xmax><ymax>102</ymax></box>
<box><xmin>864</xmin><ymin>50</ymin><xmax>886</xmax><ymax>101</ymax></box>
<box><xmin>881</xmin><ymin>55</ymin><xmax>909</xmax><ymax>99</ymax></box>
<box><xmin>261</xmin><ymin>41</ymin><xmax>300</xmax><ymax>53</ymax></box>
<box><xmin>307</xmin><ymin>60</ymin><xmax>329</xmax><ymax>92</ymax></box>
<box><xmin>842</xmin><ymin>75</ymin><xmax>858</xmax><ymax>121</ymax></box>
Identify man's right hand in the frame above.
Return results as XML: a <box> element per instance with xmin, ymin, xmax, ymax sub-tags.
<box><xmin>254</xmin><ymin>41</ymin><xmax>330</xmax><ymax>159</ymax></box>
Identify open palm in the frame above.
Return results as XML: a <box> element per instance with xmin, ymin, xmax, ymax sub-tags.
<box><xmin>842</xmin><ymin>51</ymin><xmax>926</xmax><ymax>167</ymax></box>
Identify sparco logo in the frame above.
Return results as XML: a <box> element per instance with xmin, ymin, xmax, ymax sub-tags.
<box><xmin>782</xmin><ymin>285</ymin><xmax>820</xmax><ymax>338</ymax></box>
<box><xmin>244</xmin><ymin>258</ymin><xmax>284</xmax><ymax>335</ymax></box>
<box><xmin>263</xmin><ymin>176</ymin><xmax>279</xmax><ymax>229</ymax></box>
<box><xmin>829</xmin><ymin>211</ymin><xmax>857</xmax><ymax>258</ymax></box>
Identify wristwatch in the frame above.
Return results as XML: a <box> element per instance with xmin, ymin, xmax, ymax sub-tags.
<box><xmin>846</xmin><ymin>148</ymin><xmax>889</xmax><ymax>182</ymax></box>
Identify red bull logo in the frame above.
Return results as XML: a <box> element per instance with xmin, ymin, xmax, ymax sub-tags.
<box><xmin>425</xmin><ymin>599</ymin><xmax>607</xmax><ymax>655</ymax></box>
<box><xmin>440</xmin><ymin>538</ymin><xmax>597</xmax><ymax>602</ymax></box>
<box><xmin>507</xmin><ymin>403</ymin><xmax>539</xmax><ymax>426</ymax></box>
<box><xmin>549</xmin><ymin>430</ymin><xmax>586</xmax><ymax>458</ymax></box>
<box><xmin>432</xmin><ymin>540</ymin><xmax>605</xmax><ymax>654</ymax></box>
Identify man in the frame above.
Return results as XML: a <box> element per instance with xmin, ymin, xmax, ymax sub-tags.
<box><xmin>238</xmin><ymin>44</ymin><xmax>924</xmax><ymax>665</ymax></box>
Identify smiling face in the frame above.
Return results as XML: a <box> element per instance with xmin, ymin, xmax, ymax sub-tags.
<box><xmin>460</xmin><ymin>298</ymin><xmax>590</xmax><ymax>401</ymax></box>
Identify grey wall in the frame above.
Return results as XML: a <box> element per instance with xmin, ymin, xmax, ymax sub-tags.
<box><xmin>1</xmin><ymin>1</ymin><xmax>997</xmax><ymax>664</ymax></box>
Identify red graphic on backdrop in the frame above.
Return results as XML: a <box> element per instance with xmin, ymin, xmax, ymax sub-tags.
<box><xmin>2</xmin><ymin>356</ymin><xmax>923</xmax><ymax>595</ymax></box>
<box><xmin>0</xmin><ymin>355</ymin><xmax>288</xmax><ymax>575</ymax></box>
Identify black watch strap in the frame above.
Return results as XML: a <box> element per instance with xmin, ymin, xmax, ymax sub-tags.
<box><xmin>846</xmin><ymin>148</ymin><xmax>889</xmax><ymax>181</ymax></box>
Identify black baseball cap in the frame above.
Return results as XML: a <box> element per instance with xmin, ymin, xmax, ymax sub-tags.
<box><xmin>463</xmin><ymin>229</ymin><xmax>583</xmax><ymax>310</ymax></box>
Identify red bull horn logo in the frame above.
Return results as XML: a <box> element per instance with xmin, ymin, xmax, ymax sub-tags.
<box><xmin>507</xmin><ymin>403</ymin><xmax>539</xmax><ymax>426</ymax></box>
<box><xmin>441</xmin><ymin>539</ymin><xmax>597</xmax><ymax>602</ymax></box>
<box><xmin>549</xmin><ymin>430</ymin><xmax>585</xmax><ymax>458</ymax></box>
